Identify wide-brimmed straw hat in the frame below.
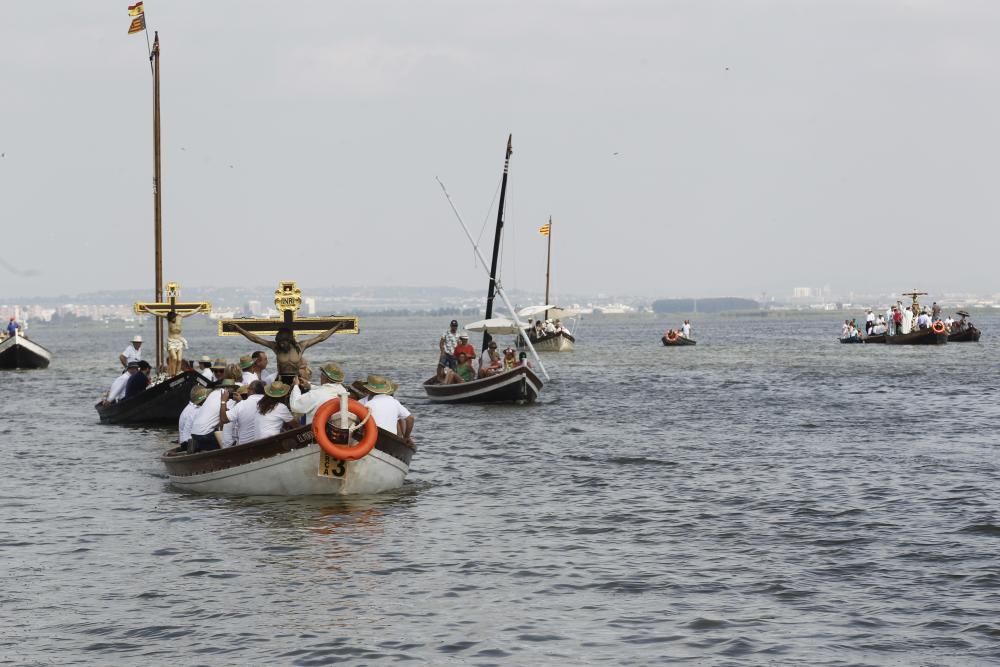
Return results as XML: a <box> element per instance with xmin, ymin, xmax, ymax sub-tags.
<box><xmin>220</xmin><ymin>378</ymin><xmax>238</xmax><ymax>388</ymax></box>
<box><xmin>211</xmin><ymin>358</ymin><xmax>227</xmax><ymax>370</ymax></box>
<box><xmin>362</xmin><ymin>374</ymin><xmax>397</xmax><ymax>395</ymax></box>
<box><xmin>264</xmin><ymin>380</ymin><xmax>291</xmax><ymax>398</ymax></box>
<box><xmin>199</xmin><ymin>355</ymin><xmax>211</xmax><ymax>363</ymax></box>
<box><xmin>239</xmin><ymin>355</ymin><xmax>254</xmax><ymax>370</ymax></box>
<box><xmin>320</xmin><ymin>362</ymin><xmax>345</xmax><ymax>383</ymax></box>
<box><xmin>237</xmin><ymin>384</ymin><xmax>250</xmax><ymax>396</ymax></box>
<box><xmin>190</xmin><ymin>385</ymin><xmax>210</xmax><ymax>404</ymax></box>
<box><xmin>132</xmin><ymin>335</ymin><xmax>143</xmax><ymax>343</ymax></box>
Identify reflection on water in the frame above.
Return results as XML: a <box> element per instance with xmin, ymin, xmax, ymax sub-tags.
<box><xmin>2</xmin><ymin>314</ymin><xmax>1000</xmax><ymax>664</ymax></box>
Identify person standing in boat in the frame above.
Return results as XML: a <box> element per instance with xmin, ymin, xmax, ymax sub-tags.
<box><xmin>932</xmin><ymin>302</ymin><xmax>941</xmax><ymax>321</ymax></box>
<box><xmin>901</xmin><ymin>306</ymin><xmax>914</xmax><ymax>334</ymax></box>
<box><xmin>865</xmin><ymin>309</ymin><xmax>875</xmax><ymax>335</ymax></box>
<box><xmin>119</xmin><ymin>335</ymin><xmax>143</xmax><ymax>369</ymax></box>
<box><xmin>358</xmin><ymin>374</ymin><xmax>414</xmax><ymax>446</ymax></box>
<box><xmin>6</xmin><ymin>316</ymin><xmax>20</xmax><ymax>338</ymax></box>
<box><xmin>231</xmin><ymin>323</ymin><xmax>348</xmax><ymax>383</ymax></box>
<box><xmin>437</xmin><ymin>319</ymin><xmax>460</xmax><ymax>381</ymax></box>
<box><xmin>681</xmin><ymin>320</ymin><xmax>691</xmax><ymax>339</ymax></box>
<box><xmin>289</xmin><ymin>362</ymin><xmax>347</xmax><ymax>424</ymax></box>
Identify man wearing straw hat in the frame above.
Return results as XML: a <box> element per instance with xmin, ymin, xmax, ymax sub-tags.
<box><xmin>358</xmin><ymin>374</ymin><xmax>414</xmax><ymax>445</ymax></box>
<box><xmin>178</xmin><ymin>385</ymin><xmax>210</xmax><ymax>449</ymax></box>
<box><xmin>197</xmin><ymin>355</ymin><xmax>214</xmax><ymax>380</ymax></box>
<box><xmin>290</xmin><ymin>362</ymin><xmax>347</xmax><ymax>424</ymax></box>
<box><xmin>239</xmin><ymin>355</ymin><xmax>257</xmax><ymax>386</ymax></box>
<box><xmin>119</xmin><ymin>335</ymin><xmax>143</xmax><ymax>369</ymax></box>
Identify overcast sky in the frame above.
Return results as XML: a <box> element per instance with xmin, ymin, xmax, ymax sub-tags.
<box><xmin>2</xmin><ymin>1</ymin><xmax>999</xmax><ymax>302</ymax></box>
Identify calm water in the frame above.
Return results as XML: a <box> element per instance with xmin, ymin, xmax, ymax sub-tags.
<box><xmin>2</xmin><ymin>313</ymin><xmax>999</xmax><ymax>666</ymax></box>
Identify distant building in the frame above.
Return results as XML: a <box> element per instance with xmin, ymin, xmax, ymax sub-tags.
<box><xmin>792</xmin><ymin>287</ymin><xmax>815</xmax><ymax>299</ymax></box>
<box><xmin>304</xmin><ymin>297</ymin><xmax>316</xmax><ymax>315</ymax></box>
<box><xmin>245</xmin><ymin>300</ymin><xmax>262</xmax><ymax>316</ymax></box>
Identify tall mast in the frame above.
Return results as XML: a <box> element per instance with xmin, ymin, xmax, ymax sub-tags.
<box><xmin>151</xmin><ymin>32</ymin><xmax>163</xmax><ymax>371</ymax></box>
<box><xmin>482</xmin><ymin>134</ymin><xmax>512</xmax><ymax>351</ymax></box>
<box><xmin>543</xmin><ymin>215</ymin><xmax>552</xmax><ymax>322</ymax></box>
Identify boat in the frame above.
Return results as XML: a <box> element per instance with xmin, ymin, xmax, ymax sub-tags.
<box><xmin>514</xmin><ymin>217</ymin><xmax>578</xmax><ymax>352</ymax></box>
<box><xmin>0</xmin><ymin>331</ymin><xmax>52</xmax><ymax>369</ymax></box>
<box><xmin>161</xmin><ymin>422</ymin><xmax>414</xmax><ymax>495</ymax></box>
<box><xmin>884</xmin><ymin>328</ymin><xmax>948</xmax><ymax>345</ymax></box>
<box><xmin>424</xmin><ymin>135</ymin><xmax>547</xmax><ymax>404</ymax></box>
<box><xmin>948</xmin><ymin>326</ymin><xmax>981</xmax><ymax>342</ymax></box>
<box><xmin>863</xmin><ymin>334</ymin><xmax>886</xmax><ymax>344</ymax></box>
<box><xmin>96</xmin><ymin>370</ymin><xmax>212</xmax><ymax>424</ymax></box>
<box><xmin>95</xmin><ymin>32</ymin><xmax>213</xmax><ymax>425</ymax></box>
<box><xmin>662</xmin><ymin>333</ymin><xmax>696</xmax><ymax>346</ymax></box>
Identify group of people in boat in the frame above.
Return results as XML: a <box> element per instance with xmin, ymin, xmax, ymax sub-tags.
<box><xmin>436</xmin><ymin>318</ymin><xmax>531</xmax><ymax>383</ymax></box>
<box><xmin>663</xmin><ymin>320</ymin><xmax>692</xmax><ymax>341</ymax></box>
<box><xmin>525</xmin><ymin>317</ymin><xmax>570</xmax><ymax>341</ymax></box>
<box><xmin>840</xmin><ymin>302</ymin><xmax>975</xmax><ymax>341</ymax></box>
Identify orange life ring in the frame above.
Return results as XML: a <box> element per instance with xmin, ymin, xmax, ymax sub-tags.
<box><xmin>665</xmin><ymin>331</ymin><xmax>678</xmax><ymax>342</ymax></box>
<box><xmin>931</xmin><ymin>321</ymin><xmax>946</xmax><ymax>334</ymax></box>
<box><xmin>312</xmin><ymin>398</ymin><xmax>379</xmax><ymax>461</ymax></box>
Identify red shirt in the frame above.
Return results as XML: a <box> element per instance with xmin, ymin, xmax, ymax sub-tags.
<box><xmin>453</xmin><ymin>342</ymin><xmax>476</xmax><ymax>360</ymax></box>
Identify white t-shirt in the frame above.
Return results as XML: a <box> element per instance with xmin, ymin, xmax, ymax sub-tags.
<box><xmin>255</xmin><ymin>402</ymin><xmax>294</xmax><ymax>439</ymax></box>
<box><xmin>261</xmin><ymin>369</ymin><xmax>278</xmax><ymax>384</ymax></box>
<box><xmin>121</xmin><ymin>345</ymin><xmax>143</xmax><ymax>365</ymax></box>
<box><xmin>242</xmin><ymin>371</ymin><xmax>258</xmax><ymax>386</ymax></box>
<box><xmin>191</xmin><ymin>388</ymin><xmax>224</xmax><ymax>436</ymax></box>
<box><xmin>479</xmin><ymin>350</ymin><xmax>499</xmax><ymax>371</ymax></box>
<box><xmin>108</xmin><ymin>371</ymin><xmax>131</xmax><ymax>402</ymax></box>
<box><xmin>200</xmin><ymin>367</ymin><xmax>215</xmax><ymax>380</ymax></box>
<box><xmin>289</xmin><ymin>383</ymin><xmax>345</xmax><ymax>424</ymax></box>
<box><xmin>681</xmin><ymin>323</ymin><xmax>691</xmax><ymax>338</ymax></box>
<box><xmin>359</xmin><ymin>394</ymin><xmax>411</xmax><ymax>433</ymax></box>
<box><xmin>221</xmin><ymin>399</ymin><xmax>238</xmax><ymax>447</ymax></box>
<box><xmin>229</xmin><ymin>394</ymin><xmax>263</xmax><ymax>445</ymax></box>
<box><xmin>178</xmin><ymin>402</ymin><xmax>199</xmax><ymax>443</ymax></box>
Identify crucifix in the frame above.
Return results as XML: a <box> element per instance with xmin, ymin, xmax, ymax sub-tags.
<box><xmin>902</xmin><ymin>289</ymin><xmax>928</xmax><ymax>314</ymax></box>
<box><xmin>134</xmin><ymin>282</ymin><xmax>212</xmax><ymax>375</ymax></box>
<box><xmin>218</xmin><ymin>281</ymin><xmax>358</xmax><ymax>382</ymax></box>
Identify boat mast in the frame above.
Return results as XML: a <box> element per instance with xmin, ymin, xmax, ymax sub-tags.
<box><xmin>482</xmin><ymin>134</ymin><xmax>512</xmax><ymax>351</ymax></box>
<box><xmin>543</xmin><ymin>215</ymin><xmax>552</xmax><ymax>322</ymax></box>
<box><xmin>151</xmin><ymin>32</ymin><xmax>164</xmax><ymax>371</ymax></box>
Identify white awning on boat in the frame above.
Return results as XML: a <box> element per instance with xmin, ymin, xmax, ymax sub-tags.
<box><xmin>464</xmin><ymin>317</ymin><xmax>523</xmax><ymax>335</ymax></box>
<box><xmin>516</xmin><ymin>304</ymin><xmax>555</xmax><ymax>319</ymax></box>
<box><xmin>516</xmin><ymin>305</ymin><xmax>579</xmax><ymax>320</ymax></box>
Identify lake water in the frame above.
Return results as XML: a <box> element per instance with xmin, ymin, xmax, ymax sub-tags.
<box><xmin>2</xmin><ymin>313</ymin><xmax>999</xmax><ymax>665</ymax></box>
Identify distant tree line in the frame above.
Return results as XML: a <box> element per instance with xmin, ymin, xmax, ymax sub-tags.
<box><xmin>652</xmin><ymin>297</ymin><xmax>760</xmax><ymax>314</ymax></box>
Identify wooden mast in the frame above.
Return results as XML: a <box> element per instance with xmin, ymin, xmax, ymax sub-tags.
<box><xmin>482</xmin><ymin>134</ymin><xmax>512</xmax><ymax>352</ymax></box>
<box><xmin>151</xmin><ymin>32</ymin><xmax>164</xmax><ymax>371</ymax></box>
<box><xmin>543</xmin><ymin>215</ymin><xmax>552</xmax><ymax>322</ymax></box>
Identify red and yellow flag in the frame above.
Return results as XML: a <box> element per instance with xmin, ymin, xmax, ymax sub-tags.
<box><xmin>128</xmin><ymin>2</ymin><xmax>144</xmax><ymax>16</ymax></box>
<box><xmin>538</xmin><ymin>223</ymin><xmax>551</xmax><ymax>237</ymax></box>
<box><xmin>127</xmin><ymin>14</ymin><xmax>145</xmax><ymax>34</ymax></box>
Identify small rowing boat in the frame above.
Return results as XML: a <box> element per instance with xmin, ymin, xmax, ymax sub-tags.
<box><xmin>0</xmin><ymin>331</ymin><xmax>51</xmax><ymax>369</ymax></box>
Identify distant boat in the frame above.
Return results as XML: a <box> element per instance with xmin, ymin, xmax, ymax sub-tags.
<box><xmin>0</xmin><ymin>330</ymin><xmax>51</xmax><ymax>369</ymax></box>
<box><xmin>96</xmin><ymin>370</ymin><xmax>210</xmax><ymax>424</ymax></box>
<box><xmin>948</xmin><ymin>326</ymin><xmax>981</xmax><ymax>342</ymax></box>
<box><xmin>515</xmin><ymin>216</ymin><xmax>578</xmax><ymax>352</ymax></box>
<box><xmin>662</xmin><ymin>333</ymin><xmax>696</xmax><ymax>346</ymax></box>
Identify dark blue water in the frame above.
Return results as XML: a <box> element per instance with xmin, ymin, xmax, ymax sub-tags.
<box><xmin>2</xmin><ymin>313</ymin><xmax>999</xmax><ymax>665</ymax></box>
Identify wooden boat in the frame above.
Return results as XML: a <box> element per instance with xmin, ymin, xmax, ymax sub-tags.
<box><xmin>96</xmin><ymin>370</ymin><xmax>211</xmax><ymax>424</ymax></box>
<box><xmin>0</xmin><ymin>331</ymin><xmax>52</xmax><ymax>369</ymax></box>
<box><xmin>863</xmin><ymin>334</ymin><xmax>886</xmax><ymax>344</ymax></box>
<box><xmin>839</xmin><ymin>337</ymin><xmax>862</xmax><ymax>344</ymax></box>
<box><xmin>885</xmin><ymin>329</ymin><xmax>948</xmax><ymax>345</ymax></box>
<box><xmin>527</xmin><ymin>330</ymin><xmax>576</xmax><ymax>351</ymax></box>
<box><xmin>161</xmin><ymin>423</ymin><xmax>414</xmax><ymax>495</ymax></box>
<box><xmin>662</xmin><ymin>334</ymin><xmax>696</xmax><ymax>346</ymax></box>
<box><xmin>425</xmin><ymin>135</ymin><xmax>547</xmax><ymax>403</ymax></box>
<box><xmin>948</xmin><ymin>326</ymin><xmax>981</xmax><ymax>342</ymax></box>
<box><xmin>423</xmin><ymin>365</ymin><xmax>542</xmax><ymax>404</ymax></box>
<box><xmin>514</xmin><ymin>218</ymin><xmax>578</xmax><ymax>353</ymax></box>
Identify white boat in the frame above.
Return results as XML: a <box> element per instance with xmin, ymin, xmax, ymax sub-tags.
<box><xmin>0</xmin><ymin>331</ymin><xmax>52</xmax><ymax>369</ymax></box>
<box><xmin>516</xmin><ymin>305</ymin><xmax>578</xmax><ymax>352</ymax></box>
<box><xmin>161</xmin><ymin>424</ymin><xmax>414</xmax><ymax>496</ymax></box>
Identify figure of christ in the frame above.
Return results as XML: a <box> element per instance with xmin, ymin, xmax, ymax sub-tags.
<box><xmin>230</xmin><ymin>322</ymin><xmax>349</xmax><ymax>383</ymax></box>
<box><xmin>154</xmin><ymin>310</ymin><xmax>198</xmax><ymax>376</ymax></box>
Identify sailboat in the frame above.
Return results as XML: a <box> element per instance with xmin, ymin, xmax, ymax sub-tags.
<box><xmin>422</xmin><ymin>136</ymin><xmax>544</xmax><ymax>404</ymax></box>
<box><xmin>95</xmin><ymin>31</ymin><xmax>211</xmax><ymax>424</ymax></box>
<box><xmin>515</xmin><ymin>216</ymin><xmax>578</xmax><ymax>352</ymax></box>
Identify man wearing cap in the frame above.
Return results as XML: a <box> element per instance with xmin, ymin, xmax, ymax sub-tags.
<box><xmin>290</xmin><ymin>362</ymin><xmax>347</xmax><ymax>424</ymax></box>
<box><xmin>6</xmin><ymin>316</ymin><xmax>20</xmax><ymax>338</ymax></box>
<box><xmin>437</xmin><ymin>320</ymin><xmax>461</xmax><ymax>381</ymax></box>
<box><xmin>104</xmin><ymin>361</ymin><xmax>139</xmax><ymax>405</ymax></box>
<box><xmin>119</xmin><ymin>335</ymin><xmax>143</xmax><ymax>369</ymax></box>
<box><xmin>124</xmin><ymin>360</ymin><xmax>152</xmax><ymax>399</ymax></box>
<box><xmin>197</xmin><ymin>355</ymin><xmax>214</xmax><ymax>380</ymax></box>
<box><xmin>220</xmin><ymin>381</ymin><xmax>265</xmax><ymax>445</ymax></box>
<box><xmin>453</xmin><ymin>333</ymin><xmax>475</xmax><ymax>366</ymax></box>
<box><xmin>239</xmin><ymin>355</ymin><xmax>257</xmax><ymax>386</ymax></box>
<box><xmin>179</xmin><ymin>385</ymin><xmax>209</xmax><ymax>449</ymax></box>
<box><xmin>359</xmin><ymin>374</ymin><xmax>414</xmax><ymax>445</ymax></box>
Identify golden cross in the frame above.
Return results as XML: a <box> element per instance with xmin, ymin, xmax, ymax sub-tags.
<box><xmin>134</xmin><ymin>281</ymin><xmax>212</xmax><ymax>317</ymax></box>
<box><xmin>217</xmin><ymin>280</ymin><xmax>358</xmax><ymax>336</ymax></box>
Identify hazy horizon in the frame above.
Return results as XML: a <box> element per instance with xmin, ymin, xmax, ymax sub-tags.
<box><xmin>3</xmin><ymin>1</ymin><xmax>999</xmax><ymax>300</ymax></box>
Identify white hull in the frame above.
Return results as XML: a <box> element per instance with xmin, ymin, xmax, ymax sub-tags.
<box><xmin>0</xmin><ymin>331</ymin><xmax>52</xmax><ymax>369</ymax></box>
<box><xmin>166</xmin><ymin>443</ymin><xmax>409</xmax><ymax>496</ymax></box>
<box><xmin>531</xmin><ymin>334</ymin><xmax>574</xmax><ymax>352</ymax></box>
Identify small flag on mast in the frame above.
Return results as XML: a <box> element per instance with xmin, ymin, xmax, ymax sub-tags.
<box><xmin>127</xmin><ymin>14</ymin><xmax>145</xmax><ymax>34</ymax></box>
<box><xmin>538</xmin><ymin>222</ymin><xmax>551</xmax><ymax>236</ymax></box>
<box><xmin>128</xmin><ymin>2</ymin><xmax>144</xmax><ymax>16</ymax></box>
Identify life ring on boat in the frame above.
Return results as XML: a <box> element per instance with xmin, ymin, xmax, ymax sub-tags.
<box><xmin>931</xmin><ymin>321</ymin><xmax>946</xmax><ymax>334</ymax></box>
<box><xmin>312</xmin><ymin>398</ymin><xmax>378</xmax><ymax>461</ymax></box>
<box><xmin>665</xmin><ymin>331</ymin><xmax>678</xmax><ymax>342</ymax></box>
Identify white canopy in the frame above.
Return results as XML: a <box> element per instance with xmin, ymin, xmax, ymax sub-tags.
<box><xmin>516</xmin><ymin>305</ymin><xmax>580</xmax><ymax>321</ymax></box>
<box><xmin>464</xmin><ymin>317</ymin><xmax>523</xmax><ymax>335</ymax></box>
<box><xmin>516</xmin><ymin>304</ymin><xmax>555</xmax><ymax>319</ymax></box>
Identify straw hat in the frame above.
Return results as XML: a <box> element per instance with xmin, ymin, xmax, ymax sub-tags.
<box><xmin>220</xmin><ymin>378</ymin><xmax>238</xmax><ymax>388</ymax></box>
<box><xmin>189</xmin><ymin>385</ymin><xmax>210</xmax><ymax>404</ymax></box>
<box><xmin>132</xmin><ymin>335</ymin><xmax>143</xmax><ymax>343</ymax></box>
<box><xmin>320</xmin><ymin>362</ymin><xmax>345</xmax><ymax>383</ymax></box>
<box><xmin>211</xmin><ymin>358</ymin><xmax>227</xmax><ymax>370</ymax></box>
<box><xmin>199</xmin><ymin>355</ymin><xmax>211</xmax><ymax>363</ymax></box>
<box><xmin>361</xmin><ymin>374</ymin><xmax>397</xmax><ymax>395</ymax></box>
<box><xmin>264</xmin><ymin>380</ymin><xmax>291</xmax><ymax>398</ymax></box>
<box><xmin>237</xmin><ymin>384</ymin><xmax>250</xmax><ymax>396</ymax></box>
<box><xmin>239</xmin><ymin>355</ymin><xmax>254</xmax><ymax>370</ymax></box>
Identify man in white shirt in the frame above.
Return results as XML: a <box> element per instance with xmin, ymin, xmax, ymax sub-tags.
<box><xmin>239</xmin><ymin>355</ymin><xmax>257</xmax><ymax>386</ymax></box>
<box><xmin>901</xmin><ymin>307</ymin><xmax>914</xmax><ymax>334</ymax></box>
<box><xmin>178</xmin><ymin>385</ymin><xmax>209</xmax><ymax>449</ymax></box>
<box><xmin>190</xmin><ymin>382</ymin><xmax>227</xmax><ymax>452</ymax></box>
<box><xmin>916</xmin><ymin>310</ymin><xmax>931</xmax><ymax>330</ymax></box>
<box><xmin>289</xmin><ymin>362</ymin><xmax>347</xmax><ymax>424</ymax></box>
<box><xmin>104</xmin><ymin>362</ymin><xmax>139</xmax><ymax>404</ymax></box>
<box><xmin>119</xmin><ymin>335</ymin><xmax>143</xmax><ymax>369</ymax></box>
<box><xmin>885</xmin><ymin>306</ymin><xmax>895</xmax><ymax>336</ymax></box>
<box><xmin>221</xmin><ymin>381</ymin><xmax>265</xmax><ymax>445</ymax></box>
<box><xmin>438</xmin><ymin>320</ymin><xmax>460</xmax><ymax>381</ymax></box>
<box><xmin>252</xmin><ymin>350</ymin><xmax>277</xmax><ymax>384</ymax></box>
<box><xmin>681</xmin><ymin>320</ymin><xmax>691</xmax><ymax>338</ymax></box>
<box><xmin>197</xmin><ymin>355</ymin><xmax>214</xmax><ymax>380</ymax></box>
<box><xmin>358</xmin><ymin>374</ymin><xmax>414</xmax><ymax>445</ymax></box>
<box><xmin>865</xmin><ymin>309</ymin><xmax>875</xmax><ymax>335</ymax></box>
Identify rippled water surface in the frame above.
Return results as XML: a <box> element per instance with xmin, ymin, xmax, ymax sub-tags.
<box><xmin>3</xmin><ymin>314</ymin><xmax>1000</xmax><ymax>666</ymax></box>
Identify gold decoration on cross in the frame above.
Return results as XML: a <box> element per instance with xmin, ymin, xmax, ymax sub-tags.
<box><xmin>133</xmin><ymin>281</ymin><xmax>212</xmax><ymax>316</ymax></box>
<box><xmin>217</xmin><ymin>280</ymin><xmax>359</xmax><ymax>336</ymax></box>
